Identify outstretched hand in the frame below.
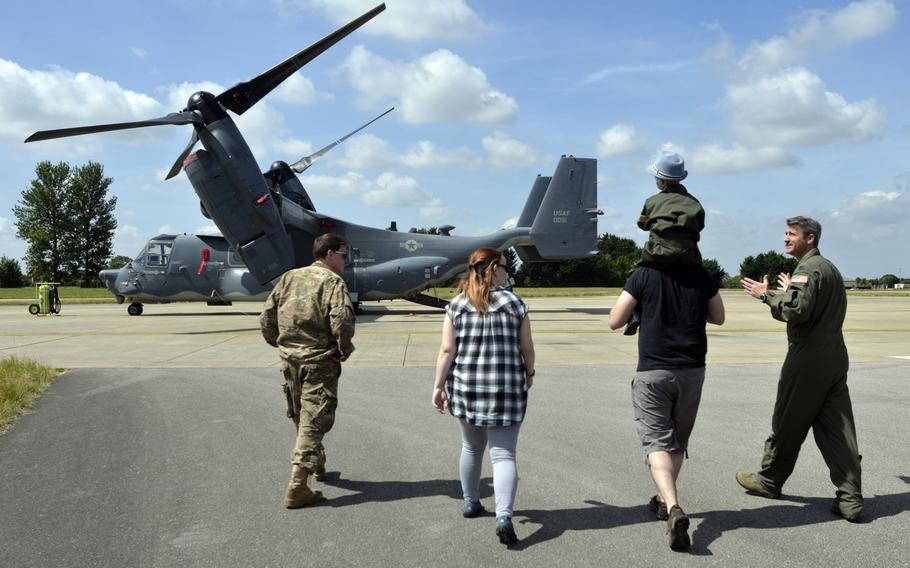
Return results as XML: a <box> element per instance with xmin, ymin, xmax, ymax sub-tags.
<box><xmin>776</xmin><ymin>272</ymin><xmax>791</xmax><ymax>292</ymax></box>
<box><xmin>432</xmin><ymin>388</ymin><xmax>449</xmax><ymax>414</ymax></box>
<box><xmin>741</xmin><ymin>275</ymin><xmax>769</xmax><ymax>299</ymax></box>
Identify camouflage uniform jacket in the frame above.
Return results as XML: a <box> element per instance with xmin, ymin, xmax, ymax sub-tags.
<box><xmin>259</xmin><ymin>260</ymin><xmax>355</xmax><ymax>364</ymax></box>
<box><xmin>639</xmin><ymin>184</ymin><xmax>704</xmax><ymax>248</ymax></box>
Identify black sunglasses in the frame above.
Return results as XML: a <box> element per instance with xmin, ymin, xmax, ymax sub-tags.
<box><xmin>333</xmin><ymin>249</ymin><xmax>348</xmax><ymax>259</ymax></box>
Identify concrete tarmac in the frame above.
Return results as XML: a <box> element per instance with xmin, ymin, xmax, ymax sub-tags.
<box><xmin>2</xmin><ymin>293</ymin><xmax>910</xmax><ymax>367</ymax></box>
<box><xmin>1</xmin><ymin>294</ymin><xmax>909</xmax><ymax>566</ymax></box>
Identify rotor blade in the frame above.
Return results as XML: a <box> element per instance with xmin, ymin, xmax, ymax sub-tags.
<box><xmin>165</xmin><ymin>129</ymin><xmax>200</xmax><ymax>180</ymax></box>
<box><xmin>24</xmin><ymin>111</ymin><xmax>202</xmax><ymax>143</ymax></box>
<box><xmin>216</xmin><ymin>3</ymin><xmax>385</xmax><ymax>116</ymax></box>
<box><xmin>290</xmin><ymin>107</ymin><xmax>394</xmax><ymax>173</ymax></box>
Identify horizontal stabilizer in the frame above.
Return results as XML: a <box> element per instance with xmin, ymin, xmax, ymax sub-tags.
<box><xmin>514</xmin><ymin>244</ymin><xmax>545</xmax><ymax>263</ymax></box>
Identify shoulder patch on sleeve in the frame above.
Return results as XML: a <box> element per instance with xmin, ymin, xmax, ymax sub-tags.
<box><xmin>791</xmin><ymin>274</ymin><xmax>809</xmax><ymax>284</ymax></box>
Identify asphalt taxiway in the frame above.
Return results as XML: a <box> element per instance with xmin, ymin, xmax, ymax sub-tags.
<box><xmin>1</xmin><ymin>294</ymin><xmax>908</xmax><ymax>567</ymax></box>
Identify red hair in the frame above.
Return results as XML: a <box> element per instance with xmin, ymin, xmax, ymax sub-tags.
<box><xmin>458</xmin><ymin>247</ymin><xmax>501</xmax><ymax>312</ymax></box>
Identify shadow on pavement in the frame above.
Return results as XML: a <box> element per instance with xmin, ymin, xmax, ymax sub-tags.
<box><xmin>321</xmin><ymin>472</ymin><xmax>494</xmax><ymax>508</ymax></box>
<box><xmin>322</xmin><ymin>474</ymin><xmax>909</xmax><ymax>552</ymax></box>
<box><xmin>512</xmin><ymin>499</ymin><xmax>655</xmax><ymax>550</ymax></box>
<box><xmin>689</xmin><ymin>486</ymin><xmax>910</xmax><ymax>556</ymax></box>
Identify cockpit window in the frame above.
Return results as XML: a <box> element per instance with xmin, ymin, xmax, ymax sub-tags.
<box><xmin>146</xmin><ymin>241</ymin><xmax>173</xmax><ymax>267</ymax></box>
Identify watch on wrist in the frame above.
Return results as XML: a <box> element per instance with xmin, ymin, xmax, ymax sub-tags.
<box><xmin>526</xmin><ymin>368</ymin><xmax>536</xmax><ymax>377</ymax></box>
<box><xmin>759</xmin><ymin>292</ymin><xmax>768</xmax><ymax>302</ymax></box>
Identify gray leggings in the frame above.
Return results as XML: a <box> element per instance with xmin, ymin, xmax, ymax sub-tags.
<box><xmin>457</xmin><ymin>419</ymin><xmax>521</xmax><ymax>518</ymax></box>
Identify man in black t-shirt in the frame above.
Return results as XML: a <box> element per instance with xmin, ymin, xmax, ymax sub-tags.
<box><xmin>608</xmin><ymin>265</ymin><xmax>725</xmax><ymax>550</ymax></box>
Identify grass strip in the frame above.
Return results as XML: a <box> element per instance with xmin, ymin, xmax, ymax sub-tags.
<box><xmin>0</xmin><ymin>356</ymin><xmax>62</xmax><ymax>434</ymax></box>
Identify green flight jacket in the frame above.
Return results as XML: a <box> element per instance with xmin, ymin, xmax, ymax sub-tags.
<box><xmin>763</xmin><ymin>248</ymin><xmax>847</xmax><ymax>346</ymax></box>
<box><xmin>639</xmin><ymin>184</ymin><xmax>704</xmax><ymax>265</ymax></box>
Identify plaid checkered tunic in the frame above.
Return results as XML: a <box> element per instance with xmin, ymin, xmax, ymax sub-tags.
<box><xmin>445</xmin><ymin>289</ymin><xmax>530</xmax><ymax>426</ymax></box>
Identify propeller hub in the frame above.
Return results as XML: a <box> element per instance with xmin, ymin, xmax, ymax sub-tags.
<box><xmin>188</xmin><ymin>91</ymin><xmax>216</xmax><ymax>108</ymax></box>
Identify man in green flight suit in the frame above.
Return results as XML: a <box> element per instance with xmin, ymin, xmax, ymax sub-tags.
<box><xmin>260</xmin><ymin>233</ymin><xmax>356</xmax><ymax>508</ymax></box>
<box><xmin>738</xmin><ymin>216</ymin><xmax>863</xmax><ymax>522</ymax></box>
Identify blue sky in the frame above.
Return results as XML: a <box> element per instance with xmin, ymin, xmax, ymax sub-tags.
<box><xmin>1</xmin><ymin>0</ymin><xmax>908</xmax><ymax>279</ymax></box>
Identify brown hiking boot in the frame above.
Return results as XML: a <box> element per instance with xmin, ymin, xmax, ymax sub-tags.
<box><xmin>735</xmin><ymin>471</ymin><xmax>781</xmax><ymax>499</ymax></box>
<box><xmin>649</xmin><ymin>495</ymin><xmax>668</xmax><ymax>521</ymax></box>
<box><xmin>283</xmin><ymin>465</ymin><xmax>323</xmax><ymax>509</ymax></box>
<box><xmin>666</xmin><ymin>505</ymin><xmax>690</xmax><ymax>550</ymax></box>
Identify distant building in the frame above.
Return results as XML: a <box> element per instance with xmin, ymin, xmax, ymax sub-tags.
<box><xmin>843</xmin><ymin>278</ymin><xmax>857</xmax><ymax>289</ymax></box>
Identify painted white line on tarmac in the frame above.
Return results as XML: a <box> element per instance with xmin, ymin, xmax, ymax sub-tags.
<box><xmin>889</xmin><ymin>356</ymin><xmax>910</xmax><ymax>360</ymax></box>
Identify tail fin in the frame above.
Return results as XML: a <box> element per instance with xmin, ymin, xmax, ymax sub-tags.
<box><xmin>528</xmin><ymin>156</ymin><xmax>599</xmax><ymax>260</ymax></box>
<box><xmin>513</xmin><ymin>175</ymin><xmax>550</xmax><ymax>262</ymax></box>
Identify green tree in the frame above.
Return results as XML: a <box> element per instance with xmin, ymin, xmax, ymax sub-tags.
<box><xmin>106</xmin><ymin>255</ymin><xmax>132</xmax><ymax>269</ymax></box>
<box><xmin>64</xmin><ymin>162</ymin><xmax>117</xmax><ymax>287</ymax></box>
<box><xmin>13</xmin><ymin>161</ymin><xmax>117</xmax><ymax>287</ymax></box>
<box><xmin>13</xmin><ymin>161</ymin><xmax>73</xmax><ymax>282</ymax></box>
<box><xmin>880</xmin><ymin>274</ymin><xmax>899</xmax><ymax>288</ymax></box>
<box><xmin>739</xmin><ymin>251</ymin><xmax>798</xmax><ymax>284</ymax></box>
<box><xmin>702</xmin><ymin>258</ymin><xmax>727</xmax><ymax>289</ymax></box>
<box><xmin>0</xmin><ymin>256</ymin><xmax>24</xmax><ymax>287</ymax></box>
<box><xmin>517</xmin><ymin>232</ymin><xmax>641</xmax><ymax>287</ymax></box>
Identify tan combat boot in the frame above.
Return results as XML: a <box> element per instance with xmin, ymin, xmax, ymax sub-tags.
<box><xmin>314</xmin><ymin>464</ymin><xmax>326</xmax><ymax>482</ymax></box>
<box><xmin>283</xmin><ymin>464</ymin><xmax>323</xmax><ymax>509</ymax></box>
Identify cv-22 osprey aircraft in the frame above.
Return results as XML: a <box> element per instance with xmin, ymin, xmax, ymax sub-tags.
<box><xmin>99</xmin><ymin>155</ymin><xmax>598</xmax><ymax>315</ymax></box>
<box><xmin>28</xmin><ymin>3</ymin><xmax>602</xmax><ymax>315</ymax></box>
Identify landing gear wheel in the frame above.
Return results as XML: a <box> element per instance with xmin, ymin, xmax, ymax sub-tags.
<box><xmin>28</xmin><ymin>304</ymin><xmax>40</xmax><ymax>315</ymax></box>
<box><xmin>127</xmin><ymin>303</ymin><xmax>144</xmax><ymax>316</ymax></box>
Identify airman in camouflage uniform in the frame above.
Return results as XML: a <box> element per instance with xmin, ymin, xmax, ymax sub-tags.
<box><xmin>739</xmin><ymin>217</ymin><xmax>863</xmax><ymax>522</ymax></box>
<box><xmin>260</xmin><ymin>233</ymin><xmax>355</xmax><ymax>508</ymax></box>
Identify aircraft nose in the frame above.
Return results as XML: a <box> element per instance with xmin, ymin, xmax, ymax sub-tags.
<box><xmin>99</xmin><ymin>269</ymin><xmax>121</xmax><ymax>293</ymax></box>
<box><xmin>99</xmin><ymin>268</ymin><xmax>116</xmax><ymax>283</ymax></box>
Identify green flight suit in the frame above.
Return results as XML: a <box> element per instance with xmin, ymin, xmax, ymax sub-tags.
<box><xmin>756</xmin><ymin>248</ymin><xmax>863</xmax><ymax>517</ymax></box>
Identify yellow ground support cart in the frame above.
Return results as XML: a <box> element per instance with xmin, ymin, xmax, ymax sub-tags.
<box><xmin>28</xmin><ymin>282</ymin><xmax>62</xmax><ymax>316</ymax></box>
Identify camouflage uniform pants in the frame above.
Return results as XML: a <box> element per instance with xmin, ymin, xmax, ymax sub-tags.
<box><xmin>282</xmin><ymin>359</ymin><xmax>341</xmax><ymax>474</ymax></box>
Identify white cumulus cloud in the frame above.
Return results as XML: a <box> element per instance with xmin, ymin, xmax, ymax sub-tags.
<box><xmin>338</xmin><ymin>133</ymin><xmax>399</xmax><ymax>169</ymax></box>
<box><xmin>342</xmin><ymin>46</ymin><xmax>518</xmax><ymax>125</ymax></box>
<box><xmin>483</xmin><ymin>131</ymin><xmax>539</xmax><ymax>167</ymax></box>
<box><xmin>363</xmin><ymin>172</ymin><xmax>424</xmax><ymax>206</ymax></box>
<box><xmin>274</xmin><ymin>73</ymin><xmax>332</xmax><ymax>105</ymax></box>
<box><xmin>595</xmin><ymin>124</ymin><xmax>646</xmax><ymax>157</ymax></box>
<box><xmin>302</xmin><ymin>172</ymin><xmax>367</xmax><ymax>197</ymax></box>
<box><xmin>738</xmin><ymin>0</ymin><xmax>897</xmax><ymax>75</ymax></box>
<box><xmin>280</xmin><ymin>0</ymin><xmax>489</xmax><ymax>41</ymax></box>
<box><xmin>0</xmin><ymin>58</ymin><xmax>163</xmax><ymax>145</ymax></box>
<box><xmin>400</xmin><ymin>140</ymin><xmax>480</xmax><ymax>169</ymax></box>
<box><xmin>726</xmin><ymin>67</ymin><xmax>885</xmax><ymax>146</ymax></box>
<box><xmin>419</xmin><ymin>197</ymin><xmax>453</xmax><ymax>222</ymax></box>
<box><xmin>691</xmin><ymin>143</ymin><xmax>800</xmax><ymax>175</ymax></box>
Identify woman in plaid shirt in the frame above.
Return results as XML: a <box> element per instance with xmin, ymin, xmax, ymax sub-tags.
<box><xmin>432</xmin><ymin>247</ymin><xmax>536</xmax><ymax>546</ymax></box>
